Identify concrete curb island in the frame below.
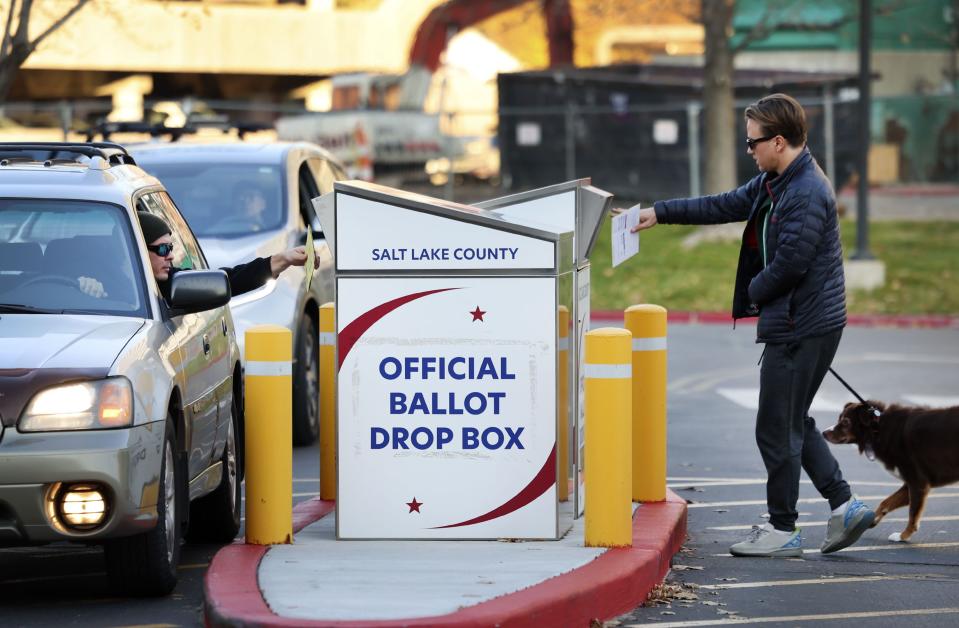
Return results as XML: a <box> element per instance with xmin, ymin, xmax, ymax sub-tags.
<box><xmin>204</xmin><ymin>491</ymin><xmax>687</xmax><ymax>628</ymax></box>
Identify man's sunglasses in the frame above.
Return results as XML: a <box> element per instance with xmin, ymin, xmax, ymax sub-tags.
<box><xmin>746</xmin><ymin>135</ymin><xmax>777</xmax><ymax>150</ymax></box>
<box><xmin>147</xmin><ymin>243</ymin><xmax>174</xmax><ymax>257</ymax></box>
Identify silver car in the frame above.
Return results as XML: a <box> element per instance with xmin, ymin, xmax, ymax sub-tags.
<box><xmin>0</xmin><ymin>142</ymin><xmax>242</xmax><ymax>596</ymax></box>
<box><xmin>132</xmin><ymin>142</ymin><xmax>340</xmax><ymax>445</ymax></box>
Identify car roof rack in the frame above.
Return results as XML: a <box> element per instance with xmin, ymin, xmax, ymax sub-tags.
<box><xmin>0</xmin><ymin>142</ymin><xmax>137</xmax><ymax>167</ymax></box>
<box><xmin>86</xmin><ymin>116</ymin><xmax>274</xmax><ymax>143</ymax></box>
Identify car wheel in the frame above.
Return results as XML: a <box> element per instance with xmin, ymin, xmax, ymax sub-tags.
<box><xmin>185</xmin><ymin>397</ymin><xmax>242</xmax><ymax>543</ymax></box>
<box><xmin>104</xmin><ymin>418</ymin><xmax>180</xmax><ymax>596</ymax></box>
<box><xmin>292</xmin><ymin>315</ymin><xmax>319</xmax><ymax>446</ymax></box>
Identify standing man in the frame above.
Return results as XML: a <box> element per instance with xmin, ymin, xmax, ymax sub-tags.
<box><xmin>627</xmin><ymin>93</ymin><xmax>874</xmax><ymax>557</ymax></box>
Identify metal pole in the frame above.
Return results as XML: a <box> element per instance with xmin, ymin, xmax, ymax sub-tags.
<box><xmin>823</xmin><ymin>84</ymin><xmax>836</xmax><ymax>187</ymax></box>
<box><xmin>687</xmin><ymin>102</ymin><xmax>702</xmax><ymax>197</ymax></box>
<box><xmin>444</xmin><ymin>112</ymin><xmax>455</xmax><ymax>202</ymax></box>
<box><xmin>565</xmin><ymin>102</ymin><xmax>576</xmax><ymax>181</ymax></box>
<box><xmin>59</xmin><ymin>101</ymin><xmax>71</xmax><ymax>141</ymax></box>
<box><xmin>853</xmin><ymin>0</ymin><xmax>874</xmax><ymax>260</ymax></box>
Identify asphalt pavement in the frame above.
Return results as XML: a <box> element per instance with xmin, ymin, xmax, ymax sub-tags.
<box><xmin>2</xmin><ymin>320</ymin><xmax>956</xmax><ymax>627</ymax></box>
<box><xmin>611</xmin><ymin>321</ymin><xmax>959</xmax><ymax>628</ymax></box>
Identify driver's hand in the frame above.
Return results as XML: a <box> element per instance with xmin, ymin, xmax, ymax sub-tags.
<box><xmin>284</xmin><ymin>245</ymin><xmax>319</xmax><ymax>270</ymax></box>
<box><xmin>78</xmin><ymin>276</ymin><xmax>107</xmax><ymax>299</ymax></box>
<box><xmin>270</xmin><ymin>245</ymin><xmax>319</xmax><ymax>279</ymax></box>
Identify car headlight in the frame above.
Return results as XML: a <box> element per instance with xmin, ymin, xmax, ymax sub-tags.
<box><xmin>230</xmin><ymin>278</ymin><xmax>277</xmax><ymax>308</ymax></box>
<box><xmin>19</xmin><ymin>377</ymin><xmax>133</xmax><ymax>432</ymax></box>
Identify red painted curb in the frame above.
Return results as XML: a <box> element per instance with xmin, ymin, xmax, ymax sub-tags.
<box><xmin>204</xmin><ymin>492</ymin><xmax>688</xmax><ymax>628</ymax></box>
<box><xmin>205</xmin><ymin>500</ymin><xmax>335</xmax><ymax>628</ymax></box>
<box><xmin>591</xmin><ymin>310</ymin><xmax>959</xmax><ymax>328</ymax></box>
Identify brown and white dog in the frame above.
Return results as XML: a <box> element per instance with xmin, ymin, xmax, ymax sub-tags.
<box><xmin>823</xmin><ymin>400</ymin><xmax>959</xmax><ymax>542</ymax></box>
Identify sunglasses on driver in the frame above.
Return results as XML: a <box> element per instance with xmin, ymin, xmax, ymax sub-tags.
<box><xmin>146</xmin><ymin>243</ymin><xmax>174</xmax><ymax>257</ymax></box>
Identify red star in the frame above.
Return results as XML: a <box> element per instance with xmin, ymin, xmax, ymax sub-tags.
<box><xmin>406</xmin><ymin>497</ymin><xmax>422</xmax><ymax>513</ymax></box>
<box><xmin>470</xmin><ymin>306</ymin><xmax>486</xmax><ymax>322</ymax></box>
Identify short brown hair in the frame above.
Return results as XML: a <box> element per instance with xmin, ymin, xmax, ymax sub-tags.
<box><xmin>744</xmin><ymin>93</ymin><xmax>807</xmax><ymax>148</ymax></box>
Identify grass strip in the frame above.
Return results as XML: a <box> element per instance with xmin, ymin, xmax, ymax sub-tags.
<box><xmin>589</xmin><ymin>219</ymin><xmax>959</xmax><ymax>315</ymax></box>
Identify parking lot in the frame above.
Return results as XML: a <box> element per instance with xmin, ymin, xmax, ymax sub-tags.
<box><xmin>615</xmin><ymin>322</ymin><xmax>959</xmax><ymax>627</ymax></box>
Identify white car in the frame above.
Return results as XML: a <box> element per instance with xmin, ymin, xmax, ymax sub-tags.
<box><xmin>133</xmin><ymin>142</ymin><xmax>341</xmax><ymax>445</ymax></box>
<box><xmin>0</xmin><ymin>142</ymin><xmax>242</xmax><ymax>596</ymax></box>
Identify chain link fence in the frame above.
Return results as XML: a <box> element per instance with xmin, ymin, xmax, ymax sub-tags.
<box><xmin>0</xmin><ymin>92</ymin><xmax>954</xmax><ymax>206</ymax></box>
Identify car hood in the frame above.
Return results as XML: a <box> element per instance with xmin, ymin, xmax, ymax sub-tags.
<box><xmin>0</xmin><ymin>315</ymin><xmax>145</xmax><ymax>370</ymax></box>
<box><xmin>198</xmin><ymin>231</ymin><xmax>286</xmax><ymax>269</ymax></box>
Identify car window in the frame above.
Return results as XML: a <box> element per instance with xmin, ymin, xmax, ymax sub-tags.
<box><xmin>0</xmin><ymin>199</ymin><xmax>148</xmax><ymax>317</ymax></box>
<box><xmin>136</xmin><ymin>161</ymin><xmax>285</xmax><ymax>238</ymax></box>
<box><xmin>157</xmin><ymin>191</ymin><xmax>209</xmax><ymax>270</ymax></box>
<box><xmin>307</xmin><ymin>158</ymin><xmax>338</xmax><ymax>194</ymax></box>
<box><xmin>297</xmin><ymin>162</ymin><xmax>320</xmax><ymax>229</ymax></box>
<box><xmin>136</xmin><ymin>192</ymin><xmax>207</xmax><ymax>271</ymax></box>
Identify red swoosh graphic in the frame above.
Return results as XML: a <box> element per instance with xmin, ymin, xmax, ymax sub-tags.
<box><xmin>337</xmin><ymin>288</ymin><xmax>459</xmax><ymax>369</ymax></box>
<box><xmin>433</xmin><ymin>444</ymin><xmax>556</xmax><ymax>529</ymax></box>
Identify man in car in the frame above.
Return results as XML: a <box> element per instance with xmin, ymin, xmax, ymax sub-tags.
<box><xmin>137</xmin><ymin>211</ymin><xmax>315</xmax><ymax>303</ymax></box>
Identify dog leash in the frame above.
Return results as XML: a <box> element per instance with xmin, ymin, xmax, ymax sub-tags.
<box><xmin>828</xmin><ymin>367</ymin><xmax>881</xmax><ymax>417</ymax></box>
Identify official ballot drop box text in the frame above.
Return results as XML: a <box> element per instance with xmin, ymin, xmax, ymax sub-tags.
<box><xmin>314</xmin><ymin>180</ymin><xmax>610</xmax><ymax>540</ymax></box>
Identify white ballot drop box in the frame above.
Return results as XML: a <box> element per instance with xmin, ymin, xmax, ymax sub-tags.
<box><xmin>314</xmin><ymin>180</ymin><xmax>609</xmax><ymax>539</ymax></box>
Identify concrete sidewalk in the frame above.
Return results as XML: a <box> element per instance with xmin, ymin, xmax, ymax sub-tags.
<box><xmin>204</xmin><ymin>491</ymin><xmax>687</xmax><ymax>627</ymax></box>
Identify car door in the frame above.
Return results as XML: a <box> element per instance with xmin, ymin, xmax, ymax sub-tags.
<box><xmin>140</xmin><ymin>192</ymin><xmax>229</xmax><ymax>481</ymax></box>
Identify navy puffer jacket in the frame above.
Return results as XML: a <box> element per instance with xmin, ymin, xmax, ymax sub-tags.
<box><xmin>653</xmin><ymin>148</ymin><xmax>846</xmax><ymax>343</ymax></box>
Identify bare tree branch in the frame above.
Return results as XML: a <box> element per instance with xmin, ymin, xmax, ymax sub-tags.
<box><xmin>2</xmin><ymin>0</ymin><xmax>19</xmax><ymax>58</ymax></box>
<box><xmin>29</xmin><ymin>0</ymin><xmax>92</xmax><ymax>54</ymax></box>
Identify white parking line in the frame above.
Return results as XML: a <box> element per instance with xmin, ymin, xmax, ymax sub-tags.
<box><xmin>670</xmin><ymin>479</ymin><xmax>902</xmax><ymax>489</ymax></box>
<box><xmin>687</xmin><ymin>492</ymin><xmax>959</xmax><ymax>508</ymax></box>
<box><xmin>709</xmin><ymin>514</ymin><xmax>959</xmax><ymax>531</ymax></box>
<box><xmin>697</xmin><ymin>574</ymin><xmax>955</xmax><ymax>590</ymax></box>
<box><xmin>716</xmin><ymin>387</ymin><xmax>853</xmax><ymax>412</ymax></box>
<box><xmin>903</xmin><ymin>395</ymin><xmax>959</xmax><ymax>407</ymax></box>
<box><xmin>625</xmin><ymin>607</ymin><xmax>959</xmax><ymax>627</ymax></box>
<box><xmin>711</xmin><ymin>541</ymin><xmax>959</xmax><ymax>557</ymax></box>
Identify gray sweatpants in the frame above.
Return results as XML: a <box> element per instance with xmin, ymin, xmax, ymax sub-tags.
<box><xmin>757</xmin><ymin>329</ymin><xmax>852</xmax><ymax>531</ymax></box>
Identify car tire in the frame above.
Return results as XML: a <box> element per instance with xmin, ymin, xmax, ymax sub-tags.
<box><xmin>292</xmin><ymin>315</ymin><xmax>319</xmax><ymax>446</ymax></box>
<box><xmin>185</xmin><ymin>397</ymin><xmax>242</xmax><ymax>543</ymax></box>
<box><xmin>104</xmin><ymin>418</ymin><xmax>180</xmax><ymax>597</ymax></box>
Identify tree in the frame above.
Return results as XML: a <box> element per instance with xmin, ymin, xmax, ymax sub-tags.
<box><xmin>702</xmin><ymin>0</ymin><xmax>736</xmax><ymax>194</ymax></box>
<box><xmin>0</xmin><ymin>0</ymin><xmax>92</xmax><ymax>102</ymax></box>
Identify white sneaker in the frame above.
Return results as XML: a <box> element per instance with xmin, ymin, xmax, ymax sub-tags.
<box><xmin>821</xmin><ymin>495</ymin><xmax>875</xmax><ymax>554</ymax></box>
<box><xmin>729</xmin><ymin>523</ymin><xmax>802</xmax><ymax>557</ymax></box>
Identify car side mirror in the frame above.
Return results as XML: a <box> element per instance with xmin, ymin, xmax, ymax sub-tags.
<box><xmin>167</xmin><ymin>270</ymin><xmax>231</xmax><ymax>316</ymax></box>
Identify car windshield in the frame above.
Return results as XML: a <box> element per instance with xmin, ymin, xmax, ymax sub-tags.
<box><xmin>137</xmin><ymin>161</ymin><xmax>285</xmax><ymax>238</ymax></box>
<box><xmin>0</xmin><ymin>199</ymin><xmax>148</xmax><ymax>317</ymax></box>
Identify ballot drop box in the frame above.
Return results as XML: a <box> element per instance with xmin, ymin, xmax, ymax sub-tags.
<box><xmin>314</xmin><ymin>180</ymin><xmax>608</xmax><ymax>540</ymax></box>
<box><xmin>476</xmin><ymin>180</ymin><xmax>612</xmax><ymax>518</ymax></box>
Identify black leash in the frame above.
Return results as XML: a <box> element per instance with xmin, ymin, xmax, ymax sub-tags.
<box><xmin>829</xmin><ymin>367</ymin><xmax>881</xmax><ymax>417</ymax></box>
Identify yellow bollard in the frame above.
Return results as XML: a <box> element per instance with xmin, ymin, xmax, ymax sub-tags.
<box><xmin>319</xmin><ymin>303</ymin><xmax>336</xmax><ymax>501</ymax></box>
<box><xmin>557</xmin><ymin>305</ymin><xmax>570</xmax><ymax>502</ymax></box>
<box><xmin>584</xmin><ymin>327</ymin><xmax>633</xmax><ymax>548</ymax></box>
<box><xmin>625</xmin><ymin>304</ymin><xmax>668</xmax><ymax>503</ymax></box>
<box><xmin>244</xmin><ymin>324</ymin><xmax>293</xmax><ymax>545</ymax></box>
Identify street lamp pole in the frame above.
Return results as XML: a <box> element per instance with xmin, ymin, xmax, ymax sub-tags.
<box><xmin>853</xmin><ymin>0</ymin><xmax>874</xmax><ymax>260</ymax></box>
